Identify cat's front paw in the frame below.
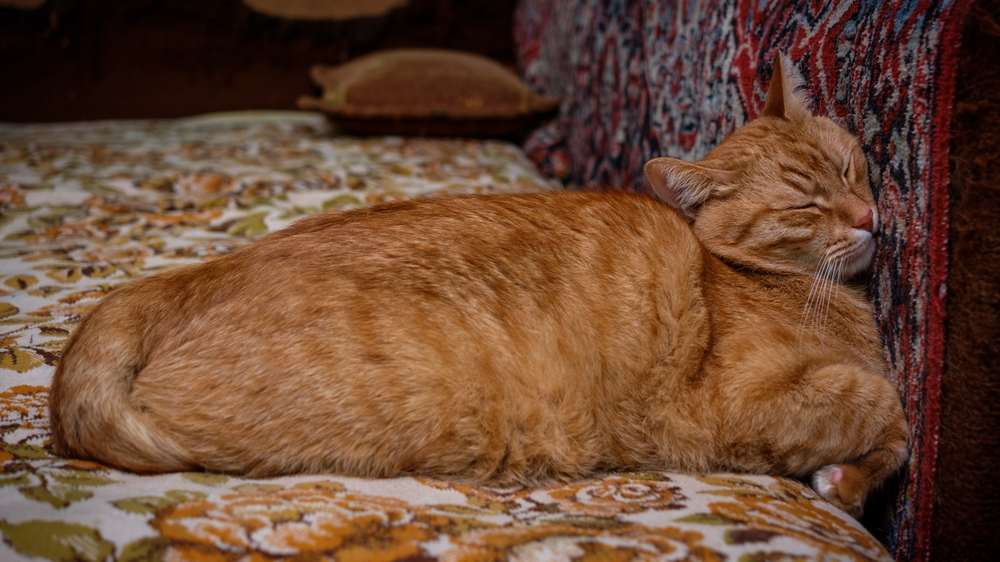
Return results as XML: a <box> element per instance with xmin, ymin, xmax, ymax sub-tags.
<box><xmin>812</xmin><ymin>464</ymin><xmax>866</xmax><ymax>517</ymax></box>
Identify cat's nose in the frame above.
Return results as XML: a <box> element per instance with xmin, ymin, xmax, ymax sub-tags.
<box><xmin>853</xmin><ymin>208</ymin><xmax>875</xmax><ymax>232</ymax></box>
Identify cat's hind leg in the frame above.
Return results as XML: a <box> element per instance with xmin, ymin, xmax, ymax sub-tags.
<box><xmin>799</xmin><ymin>364</ymin><xmax>909</xmax><ymax>517</ymax></box>
<box><xmin>811</xmin><ymin>414</ymin><xmax>908</xmax><ymax>517</ymax></box>
<box><xmin>720</xmin><ymin>359</ymin><xmax>909</xmax><ymax>517</ymax></box>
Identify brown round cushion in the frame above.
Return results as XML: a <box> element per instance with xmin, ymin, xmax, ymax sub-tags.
<box><xmin>298</xmin><ymin>49</ymin><xmax>559</xmax><ymax>137</ymax></box>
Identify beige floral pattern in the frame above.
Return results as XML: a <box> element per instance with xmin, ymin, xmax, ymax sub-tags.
<box><xmin>546</xmin><ymin>474</ymin><xmax>686</xmax><ymax>517</ymax></box>
<box><xmin>0</xmin><ymin>112</ymin><xmax>889</xmax><ymax>561</ymax></box>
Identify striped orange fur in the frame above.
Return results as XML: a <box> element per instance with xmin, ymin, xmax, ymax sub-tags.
<box><xmin>50</xmin><ymin>56</ymin><xmax>905</xmax><ymax>517</ymax></box>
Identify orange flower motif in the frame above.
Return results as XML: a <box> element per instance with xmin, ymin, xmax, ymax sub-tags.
<box><xmin>445</xmin><ymin>522</ymin><xmax>722</xmax><ymax>562</ymax></box>
<box><xmin>701</xmin><ymin>477</ymin><xmax>891</xmax><ymax>561</ymax></box>
<box><xmin>144</xmin><ymin>208</ymin><xmax>223</xmax><ymax>228</ymax></box>
<box><xmin>152</xmin><ymin>481</ymin><xmax>447</xmax><ymax>560</ymax></box>
<box><xmin>546</xmin><ymin>475</ymin><xmax>686</xmax><ymax>516</ymax></box>
<box><xmin>0</xmin><ymin>385</ymin><xmax>49</xmax><ymax>436</ymax></box>
<box><xmin>417</xmin><ymin>478</ymin><xmax>533</xmax><ymax>510</ymax></box>
<box><xmin>176</xmin><ymin>174</ymin><xmax>232</xmax><ymax>197</ymax></box>
<box><xmin>174</xmin><ymin>174</ymin><xmax>240</xmax><ymax>208</ymax></box>
<box><xmin>0</xmin><ymin>184</ymin><xmax>26</xmax><ymax>209</ymax></box>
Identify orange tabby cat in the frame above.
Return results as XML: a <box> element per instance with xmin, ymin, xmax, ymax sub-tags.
<box><xmin>50</xmin><ymin>56</ymin><xmax>906</xmax><ymax>517</ymax></box>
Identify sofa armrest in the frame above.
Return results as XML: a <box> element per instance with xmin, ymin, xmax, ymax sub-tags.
<box><xmin>933</xmin><ymin>2</ymin><xmax>1000</xmax><ymax>559</ymax></box>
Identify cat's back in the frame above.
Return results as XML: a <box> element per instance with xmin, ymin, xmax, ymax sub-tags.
<box><xmin>54</xmin><ymin>190</ymin><xmax>712</xmax><ymax>478</ymax></box>
<box><xmin>226</xmin><ymin>190</ymin><xmax>705</xmax><ymax>306</ymax></box>
<box><xmin>99</xmin><ymin>191</ymin><xmax>707</xmax><ymax>361</ymax></box>
<box><xmin>261</xmin><ymin>190</ymin><xmax>698</xmax><ymax>264</ymax></box>
<box><xmin>129</xmin><ymin>191</ymin><xmax>703</xmax><ymax>344</ymax></box>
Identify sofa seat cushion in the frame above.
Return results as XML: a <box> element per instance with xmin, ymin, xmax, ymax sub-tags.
<box><xmin>0</xmin><ymin>113</ymin><xmax>888</xmax><ymax>561</ymax></box>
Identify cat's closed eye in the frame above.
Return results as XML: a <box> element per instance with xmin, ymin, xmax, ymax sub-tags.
<box><xmin>784</xmin><ymin>202</ymin><xmax>819</xmax><ymax>211</ymax></box>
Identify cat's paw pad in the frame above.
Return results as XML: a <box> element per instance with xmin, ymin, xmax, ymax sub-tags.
<box><xmin>812</xmin><ymin>464</ymin><xmax>866</xmax><ymax>518</ymax></box>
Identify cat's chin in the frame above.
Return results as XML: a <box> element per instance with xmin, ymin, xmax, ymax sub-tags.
<box><xmin>843</xmin><ymin>235</ymin><xmax>876</xmax><ymax>279</ymax></box>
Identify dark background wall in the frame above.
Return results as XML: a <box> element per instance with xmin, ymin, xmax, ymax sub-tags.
<box><xmin>934</xmin><ymin>1</ymin><xmax>1000</xmax><ymax>560</ymax></box>
<box><xmin>0</xmin><ymin>0</ymin><xmax>517</xmax><ymax>122</ymax></box>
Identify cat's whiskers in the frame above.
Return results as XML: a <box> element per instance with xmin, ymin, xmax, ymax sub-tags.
<box><xmin>821</xmin><ymin>256</ymin><xmax>844</xmax><ymax>329</ymax></box>
<box><xmin>814</xmin><ymin>256</ymin><xmax>836</xmax><ymax>334</ymax></box>
<box><xmin>802</xmin><ymin>257</ymin><xmax>828</xmax><ymax>332</ymax></box>
<box><xmin>799</xmin><ymin>251</ymin><xmax>833</xmax><ymax>335</ymax></box>
<box><xmin>797</xmin><ymin>261</ymin><xmax>821</xmax><ymax>334</ymax></box>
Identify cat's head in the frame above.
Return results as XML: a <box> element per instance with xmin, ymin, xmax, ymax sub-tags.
<box><xmin>644</xmin><ymin>55</ymin><xmax>877</xmax><ymax>279</ymax></box>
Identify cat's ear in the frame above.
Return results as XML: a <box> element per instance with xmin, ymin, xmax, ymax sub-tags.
<box><xmin>644</xmin><ymin>157</ymin><xmax>737</xmax><ymax>217</ymax></box>
<box><xmin>763</xmin><ymin>53</ymin><xmax>811</xmax><ymax>121</ymax></box>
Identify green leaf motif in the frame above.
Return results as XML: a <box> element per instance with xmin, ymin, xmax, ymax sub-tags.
<box><xmin>226</xmin><ymin>212</ymin><xmax>269</xmax><ymax>237</ymax></box>
<box><xmin>118</xmin><ymin>536</ymin><xmax>169</xmax><ymax>562</ymax></box>
<box><xmin>20</xmin><ymin>484</ymin><xmax>93</xmax><ymax>508</ymax></box>
<box><xmin>46</xmin><ymin>267</ymin><xmax>82</xmax><ymax>283</ymax></box>
<box><xmin>0</xmin><ymin>347</ymin><xmax>43</xmax><ymax>373</ymax></box>
<box><xmin>323</xmin><ymin>193</ymin><xmax>362</xmax><ymax>209</ymax></box>
<box><xmin>0</xmin><ymin>474</ymin><xmax>32</xmax><ymax>487</ymax></box>
<box><xmin>231</xmin><ymin>482</ymin><xmax>282</xmax><ymax>493</ymax></box>
<box><xmin>0</xmin><ymin>520</ymin><xmax>114</xmax><ymax>562</ymax></box>
<box><xmin>164</xmin><ymin>489</ymin><xmax>207</xmax><ymax>502</ymax></box>
<box><xmin>112</xmin><ymin>490</ymin><xmax>204</xmax><ymax>515</ymax></box>
<box><xmin>0</xmin><ymin>302</ymin><xmax>18</xmax><ymax>319</ymax></box>
<box><xmin>38</xmin><ymin>325</ymin><xmax>69</xmax><ymax>336</ymax></box>
<box><xmin>4</xmin><ymin>230</ymin><xmax>34</xmax><ymax>242</ymax></box>
<box><xmin>51</xmin><ymin>471</ymin><xmax>116</xmax><ymax>487</ymax></box>
<box><xmin>81</xmin><ymin>180</ymin><xmax>120</xmax><ymax>197</ymax></box>
<box><xmin>112</xmin><ymin>496</ymin><xmax>172</xmax><ymax>515</ymax></box>
<box><xmin>675</xmin><ymin>513</ymin><xmax>741</xmax><ymax>526</ymax></box>
<box><xmin>181</xmin><ymin>472</ymin><xmax>229</xmax><ymax>486</ymax></box>
<box><xmin>5</xmin><ymin>444</ymin><xmax>50</xmax><ymax>460</ymax></box>
<box><xmin>431</xmin><ymin>504</ymin><xmax>489</xmax><ymax>515</ymax></box>
<box><xmin>27</xmin><ymin>215</ymin><xmax>64</xmax><ymax>231</ymax></box>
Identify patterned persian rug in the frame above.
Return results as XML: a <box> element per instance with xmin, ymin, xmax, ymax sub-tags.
<box><xmin>0</xmin><ymin>113</ymin><xmax>890</xmax><ymax>560</ymax></box>
<box><xmin>514</xmin><ymin>1</ymin><xmax>973</xmax><ymax>558</ymax></box>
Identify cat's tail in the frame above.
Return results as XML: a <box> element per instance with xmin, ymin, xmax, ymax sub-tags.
<box><xmin>48</xmin><ymin>286</ymin><xmax>191</xmax><ymax>473</ymax></box>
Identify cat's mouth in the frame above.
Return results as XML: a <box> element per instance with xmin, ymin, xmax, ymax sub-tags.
<box><xmin>819</xmin><ymin>231</ymin><xmax>875</xmax><ymax>281</ymax></box>
<box><xmin>842</xmin><ymin>231</ymin><xmax>876</xmax><ymax>278</ymax></box>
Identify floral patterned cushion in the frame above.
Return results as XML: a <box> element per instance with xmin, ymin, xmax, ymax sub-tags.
<box><xmin>0</xmin><ymin>112</ymin><xmax>888</xmax><ymax>561</ymax></box>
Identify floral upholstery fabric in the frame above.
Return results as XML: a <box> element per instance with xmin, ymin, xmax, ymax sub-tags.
<box><xmin>0</xmin><ymin>113</ymin><xmax>888</xmax><ymax>561</ymax></box>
